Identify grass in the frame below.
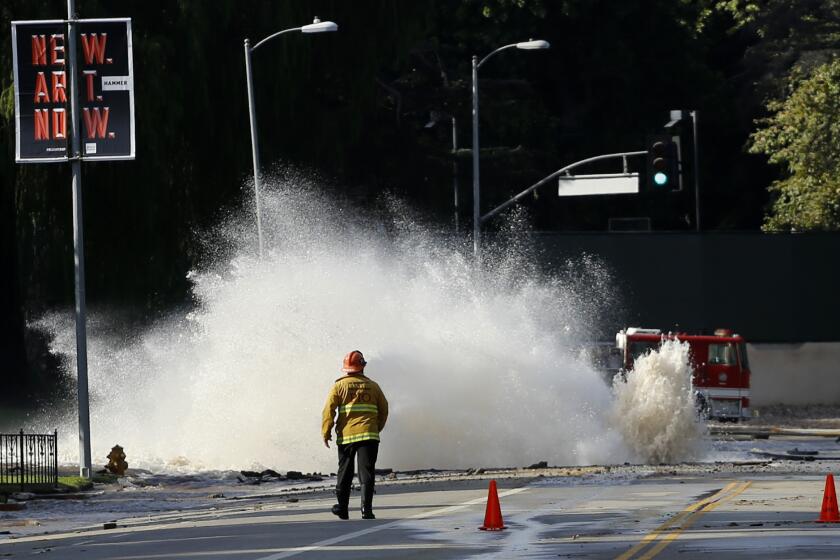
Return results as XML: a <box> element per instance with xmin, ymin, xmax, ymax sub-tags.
<box><xmin>1</xmin><ymin>473</ymin><xmax>118</xmax><ymax>494</ymax></box>
<box><xmin>58</xmin><ymin>476</ymin><xmax>94</xmax><ymax>491</ymax></box>
<box><xmin>57</xmin><ymin>473</ymin><xmax>120</xmax><ymax>490</ymax></box>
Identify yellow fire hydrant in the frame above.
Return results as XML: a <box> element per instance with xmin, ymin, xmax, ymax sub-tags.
<box><xmin>105</xmin><ymin>445</ymin><xmax>128</xmax><ymax>476</ymax></box>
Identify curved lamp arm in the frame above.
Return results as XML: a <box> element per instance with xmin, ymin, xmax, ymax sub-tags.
<box><xmin>477</xmin><ymin>39</ymin><xmax>549</xmax><ymax>68</ymax></box>
<box><xmin>250</xmin><ymin>27</ymin><xmax>303</xmax><ymax>51</ymax></box>
<box><xmin>249</xmin><ymin>18</ymin><xmax>338</xmax><ymax>52</ymax></box>
<box><xmin>476</xmin><ymin>43</ymin><xmax>518</xmax><ymax>69</ymax></box>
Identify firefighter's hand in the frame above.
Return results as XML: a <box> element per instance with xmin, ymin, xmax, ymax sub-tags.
<box><xmin>324</xmin><ymin>438</ymin><xmax>330</xmax><ymax>449</ymax></box>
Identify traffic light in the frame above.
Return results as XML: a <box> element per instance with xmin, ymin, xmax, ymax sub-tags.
<box><xmin>646</xmin><ymin>135</ymin><xmax>681</xmax><ymax>191</ymax></box>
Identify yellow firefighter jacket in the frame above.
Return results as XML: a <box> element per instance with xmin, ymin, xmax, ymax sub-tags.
<box><xmin>322</xmin><ymin>373</ymin><xmax>389</xmax><ymax>445</ymax></box>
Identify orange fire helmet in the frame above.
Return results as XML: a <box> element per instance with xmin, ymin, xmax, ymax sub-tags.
<box><xmin>342</xmin><ymin>350</ymin><xmax>367</xmax><ymax>373</ymax></box>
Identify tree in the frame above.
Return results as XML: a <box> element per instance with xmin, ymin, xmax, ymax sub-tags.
<box><xmin>750</xmin><ymin>57</ymin><xmax>840</xmax><ymax>231</ymax></box>
<box><xmin>716</xmin><ymin>0</ymin><xmax>840</xmax><ymax>95</ymax></box>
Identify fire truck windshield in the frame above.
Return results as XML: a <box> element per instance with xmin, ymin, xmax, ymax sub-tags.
<box><xmin>629</xmin><ymin>340</ymin><xmax>659</xmax><ymax>362</ymax></box>
<box><xmin>738</xmin><ymin>342</ymin><xmax>750</xmax><ymax>369</ymax></box>
<box><xmin>708</xmin><ymin>342</ymin><xmax>737</xmax><ymax>365</ymax></box>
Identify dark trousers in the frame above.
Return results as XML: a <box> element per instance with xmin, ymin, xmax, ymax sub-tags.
<box><xmin>336</xmin><ymin>439</ymin><xmax>379</xmax><ymax>502</ymax></box>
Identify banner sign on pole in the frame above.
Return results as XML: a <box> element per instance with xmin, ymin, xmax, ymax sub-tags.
<box><xmin>77</xmin><ymin>19</ymin><xmax>135</xmax><ymax>160</ymax></box>
<box><xmin>11</xmin><ymin>20</ymin><xmax>67</xmax><ymax>162</ymax></box>
<box><xmin>11</xmin><ymin>18</ymin><xmax>135</xmax><ymax>163</ymax></box>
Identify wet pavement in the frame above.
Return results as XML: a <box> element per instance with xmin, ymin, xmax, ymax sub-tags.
<box><xmin>2</xmin><ymin>472</ymin><xmax>840</xmax><ymax>558</ymax></box>
<box><xmin>2</xmin><ymin>436</ymin><xmax>840</xmax><ymax>559</ymax></box>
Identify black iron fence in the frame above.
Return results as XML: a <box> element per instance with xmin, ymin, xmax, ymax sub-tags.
<box><xmin>0</xmin><ymin>430</ymin><xmax>58</xmax><ymax>491</ymax></box>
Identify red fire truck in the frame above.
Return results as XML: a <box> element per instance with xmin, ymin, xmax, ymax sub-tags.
<box><xmin>615</xmin><ymin>327</ymin><xmax>752</xmax><ymax>420</ymax></box>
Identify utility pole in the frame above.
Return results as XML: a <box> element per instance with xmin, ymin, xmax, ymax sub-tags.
<box><xmin>243</xmin><ymin>38</ymin><xmax>265</xmax><ymax>258</ymax></box>
<box><xmin>690</xmin><ymin>110</ymin><xmax>701</xmax><ymax>232</ymax></box>
<box><xmin>471</xmin><ymin>55</ymin><xmax>480</xmax><ymax>259</ymax></box>
<box><xmin>13</xmin><ymin>3</ymin><xmax>135</xmax><ymax>479</ymax></box>
<box><xmin>66</xmin><ymin>0</ymin><xmax>92</xmax><ymax>478</ymax></box>
<box><xmin>451</xmin><ymin>116</ymin><xmax>459</xmax><ymax>233</ymax></box>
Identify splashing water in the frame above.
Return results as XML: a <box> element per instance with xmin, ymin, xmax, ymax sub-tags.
<box><xmin>611</xmin><ymin>339</ymin><xmax>708</xmax><ymax>463</ymax></box>
<box><xmin>25</xmin><ymin>173</ymin><xmax>705</xmax><ymax>472</ymax></box>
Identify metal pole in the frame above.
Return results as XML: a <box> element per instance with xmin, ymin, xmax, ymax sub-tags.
<box><xmin>53</xmin><ymin>429</ymin><xmax>58</xmax><ymax>486</ymax></box>
<box><xmin>690</xmin><ymin>110</ymin><xmax>700</xmax><ymax>232</ymax></box>
<box><xmin>471</xmin><ymin>55</ymin><xmax>480</xmax><ymax>259</ymax></box>
<box><xmin>451</xmin><ymin>116</ymin><xmax>459</xmax><ymax>233</ymax></box>
<box><xmin>18</xmin><ymin>430</ymin><xmax>24</xmax><ymax>490</ymax></box>
<box><xmin>244</xmin><ymin>39</ymin><xmax>265</xmax><ymax>258</ymax></box>
<box><xmin>67</xmin><ymin>0</ymin><xmax>92</xmax><ymax>479</ymax></box>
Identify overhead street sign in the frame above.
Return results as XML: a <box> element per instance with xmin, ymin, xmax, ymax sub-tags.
<box><xmin>11</xmin><ymin>17</ymin><xmax>135</xmax><ymax>162</ymax></box>
<box><xmin>557</xmin><ymin>173</ymin><xmax>640</xmax><ymax>197</ymax></box>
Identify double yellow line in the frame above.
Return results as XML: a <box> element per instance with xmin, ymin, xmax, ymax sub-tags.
<box><xmin>615</xmin><ymin>480</ymin><xmax>752</xmax><ymax>560</ymax></box>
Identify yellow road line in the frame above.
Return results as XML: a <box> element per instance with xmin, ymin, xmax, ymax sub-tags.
<box><xmin>637</xmin><ymin>481</ymin><xmax>752</xmax><ymax>560</ymax></box>
<box><xmin>613</xmin><ymin>481</ymin><xmax>739</xmax><ymax>560</ymax></box>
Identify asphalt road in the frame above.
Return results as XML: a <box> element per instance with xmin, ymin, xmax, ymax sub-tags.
<box><xmin>2</xmin><ymin>471</ymin><xmax>839</xmax><ymax>559</ymax></box>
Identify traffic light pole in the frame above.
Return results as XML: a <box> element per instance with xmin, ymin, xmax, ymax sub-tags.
<box><xmin>690</xmin><ymin>110</ymin><xmax>700</xmax><ymax>232</ymax></box>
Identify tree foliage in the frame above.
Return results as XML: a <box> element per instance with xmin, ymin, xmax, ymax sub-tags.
<box><xmin>718</xmin><ymin>0</ymin><xmax>840</xmax><ymax>95</ymax></box>
<box><xmin>750</xmin><ymin>57</ymin><xmax>840</xmax><ymax>230</ymax></box>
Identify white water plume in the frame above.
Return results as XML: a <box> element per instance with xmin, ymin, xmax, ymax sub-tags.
<box><xmin>26</xmin><ymin>172</ymin><xmax>706</xmax><ymax>472</ymax></box>
<box><xmin>610</xmin><ymin>339</ymin><xmax>708</xmax><ymax>463</ymax></box>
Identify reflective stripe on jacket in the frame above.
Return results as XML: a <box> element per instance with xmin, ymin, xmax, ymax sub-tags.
<box><xmin>322</xmin><ymin>373</ymin><xmax>389</xmax><ymax>445</ymax></box>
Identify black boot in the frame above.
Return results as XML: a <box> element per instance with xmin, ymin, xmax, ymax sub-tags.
<box><xmin>360</xmin><ymin>484</ymin><xmax>375</xmax><ymax>519</ymax></box>
<box><xmin>332</xmin><ymin>488</ymin><xmax>350</xmax><ymax>520</ymax></box>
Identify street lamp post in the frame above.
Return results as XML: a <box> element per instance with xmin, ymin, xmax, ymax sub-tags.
<box><xmin>244</xmin><ymin>17</ymin><xmax>338</xmax><ymax>258</ymax></box>
<box><xmin>450</xmin><ymin>116</ymin><xmax>459</xmax><ymax>233</ymax></box>
<box><xmin>471</xmin><ymin>39</ymin><xmax>549</xmax><ymax>260</ymax></box>
<box><xmin>425</xmin><ymin>112</ymin><xmax>460</xmax><ymax>232</ymax></box>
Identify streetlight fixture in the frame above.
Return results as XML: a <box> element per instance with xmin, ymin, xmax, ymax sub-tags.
<box><xmin>244</xmin><ymin>17</ymin><xmax>338</xmax><ymax>258</ymax></box>
<box><xmin>471</xmin><ymin>38</ymin><xmax>549</xmax><ymax>259</ymax></box>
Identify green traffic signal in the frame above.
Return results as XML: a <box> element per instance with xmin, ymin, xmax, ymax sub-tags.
<box><xmin>654</xmin><ymin>172</ymin><xmax>668</xmax><ymax>186</ymax></box>
<box><xmin>645</xmin><ymin>135</ymin><xmax>680</xmax><ymax>191</ymax></box>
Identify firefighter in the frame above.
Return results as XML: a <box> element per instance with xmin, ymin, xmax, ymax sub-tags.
<box><xmin>322</xmin><ymin>350</ymin><xmax>389</xmax><ymax>520</ymax></box>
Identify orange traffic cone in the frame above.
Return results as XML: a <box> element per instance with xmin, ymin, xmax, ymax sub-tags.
<box><xmin>817</xmin><ymin>473</ymin><xmax>840</xmax><ymax>523</ymax></box>
<box><xmin>479</xmin><ymin>479</ymin><xmax>507</xmax><ymax>531</ymax></box>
